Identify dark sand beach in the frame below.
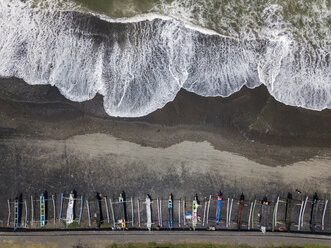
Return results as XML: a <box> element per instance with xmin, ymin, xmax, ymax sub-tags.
<box><xmin>1</xmin><ymin>0</ymin><xmax>330</xmax><ymax>246</ymax></box>
<box><xmin>0</xmin><ymin>78</ymin><xmax>331</xmax><ymax>232</ymax></box>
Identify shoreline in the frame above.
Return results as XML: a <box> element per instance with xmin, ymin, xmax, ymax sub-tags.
<box><xmin>2</xmin><ymin>78</ymin><xmax>331</xmax><ymax>165</ymax></box>
<box><xmin>1</xmin><ymin>78</ymin><xmax>331</xmax><ymax>233</ymax></box>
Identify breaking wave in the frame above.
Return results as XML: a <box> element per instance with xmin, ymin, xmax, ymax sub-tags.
<box><xmin>0</xmin><ymin>0</ymin><xmax>330</xmax><ymax>117</ymax></box>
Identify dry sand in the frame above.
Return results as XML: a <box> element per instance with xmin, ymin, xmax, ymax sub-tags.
<box><xmin>65</xmin><ymin>133</ymin><xmax>331</xmax><ymax>195</ymax></box>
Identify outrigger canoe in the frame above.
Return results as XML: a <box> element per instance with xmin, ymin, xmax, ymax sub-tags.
<box><xmin>216</xmin><ymin>191</ymin><xmax>223</xmax><ymax>226</ymax></box>
<box><xmin>192</xmin><ymin>194</ymin><xmax>199</xmax><ymax>230</ymax></box>
<box><xmin>14</xmin><ymin>198</ymin><xmax>19</xmax><ymax>231</ymax></box>
<box><xmin>310</xmin><ymin>193</ymin><xmax>319</xmax><ymax>232</ymax></box>
<box><xmin>237</xmin><ymin>193</ymin><xmax>245</xmax><ymax>230</ymax></box>
<box><xmin>119</xmin><ymin>192</ymin><xmax>127</xmax><ymax>229</ymax></box>
<box><xmin>285</xmin><ymin>193</ymin><xmax>293</xmax><ymax>231</ymax></box>
<box><xmin>168</xmin><ymin>194</ymin><xmax>174</xmax><ymax>229</ymax></box>
<box><xmin>66</xmin><ymin>193</ymin><xmax>75</xmax><ymax>226</ymax></box>
<box><xmin>146</xmin><ymin>194</ymin><xmax>152</xmax><ymax>231</ymax></box>
<box><xmin>40</xmin><ymin>194</ymin><xmax>45</xmax><ymax>228</ymax></box>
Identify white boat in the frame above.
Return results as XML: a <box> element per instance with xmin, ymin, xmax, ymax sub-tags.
<box><xmin>146</xmin><ymin>195</ymin><xmax>152</xmax><ymax>231</ymax></box>
<box><xmin>119</xmin><ymin>193</ymin><xmax>126</xmax><ymax>228</ymax></box>
<box><xmin>192</xmin><ymin>195</ymin><xmax>199</xmax><ymax>230</ymax></box>
<box><xmin>66</xmin><ymin>193</ymin><xmax>74</xmax><ymax>226</ymax></box>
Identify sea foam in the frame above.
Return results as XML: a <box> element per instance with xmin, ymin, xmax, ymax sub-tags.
<box><xmin>0</xmin><ymin>0</ymin><xmax>330</xmax><ymax>117</ymax></box>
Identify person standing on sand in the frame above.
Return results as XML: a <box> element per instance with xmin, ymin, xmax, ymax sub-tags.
<box><xmin>260</xmin><ymin>197</ymin><xmax>269</xmax><ymax>234</ymax></box>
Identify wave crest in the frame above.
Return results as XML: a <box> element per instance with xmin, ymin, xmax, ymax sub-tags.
<box><xmin>0</xmin><ymin>0</ymin><xmax>330</xmax><ymax>117</ymax></box>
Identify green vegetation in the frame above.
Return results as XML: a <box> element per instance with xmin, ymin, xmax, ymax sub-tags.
<box><xmin>67</xmin><ymin>221</ymin><xmax>81</xmax><ymax>229</ymax></box>
<box><xmin>59</xmin><ymin>220</ymin><xmax>81</xmax><ymax>229</ymax></box>
<box><xmin>101</xmin><ymin>223</ymin><xmax>112</xmax><ymax>228</ymax></box>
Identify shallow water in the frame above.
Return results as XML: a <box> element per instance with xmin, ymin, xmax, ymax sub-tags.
<box><xmin>0</xmin><ymin>0</ymin><xmax>329</xmax><ymax>117</ymax></box>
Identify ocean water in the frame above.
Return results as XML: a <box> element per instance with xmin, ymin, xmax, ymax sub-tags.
<box><xmin>0</xmin><ymin>0</ymin><xmax>330</xmax><ymax>117</ymax></box>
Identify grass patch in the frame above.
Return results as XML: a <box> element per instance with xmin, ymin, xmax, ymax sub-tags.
<box><xmin>67</xmin><ymin>221</ymin><xmax>81</xmax><ymax>229</ymax></box>
<box><xmin>0</xmin><ymin>241</ymin><xmax>58</xmax><ymax>248</ymax></box>
<box><xmin>59</xmin><ymin>220</ymin><xmax>81</xmax><ymax>229</ymax></box>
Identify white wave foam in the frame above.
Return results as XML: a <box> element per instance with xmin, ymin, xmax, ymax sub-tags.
<box><xmin>0</xmin><ymin>0</ymin><xmax>330</xmax><ymax>117</ymax></box>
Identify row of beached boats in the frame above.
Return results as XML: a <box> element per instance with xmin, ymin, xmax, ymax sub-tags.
<box><xmin>7</xmin><ymin>191</ymin><xmax>329</xmax><ymax>233</ymax></box>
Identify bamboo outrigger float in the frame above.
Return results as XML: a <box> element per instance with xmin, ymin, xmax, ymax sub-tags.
<box><xmin>272</xmin><ymin>193</ymin><xmax>293</xmax><ymax>232</ymax></box>
<box><xmin>12</xmin><ymin>194</ymin><xmax>26</xmax><ymax>231</ymax></box>
<box><xmin>5</xmin><ymin>191</ymin><xmax>328</xmax><ymax>232</ymax></box>
<box><xmin>322</xmin><ymin>199</ymin><xmax>328</xmax><ymax>231</ymax></box>
<box><xmin>296</xmin><ymin>193</ymin><xmax>328</xmax><ymax>232</ymax></box>
<box><xmin>86</xmin><ymin>194</ymin><xmax>109</xmax><ymax>228</ymax></box>
<box><xmin>108</xmin><ymin>192</ymin><xmax>134</xmax><ymax>229</ymax></box>
<box><xmin>7</xmin><ymin>195</ymin><xmax>28</xmax><ymax>230</ymax></box>
<box><xmin>226</xmin><ymin>197</ymin><xmax>234</xmax><ymax>228</ymax></box>
<box><xmin>250</xmin><ymin>198</ymin><xmax>257</xmax><ymax>230</ymax></box>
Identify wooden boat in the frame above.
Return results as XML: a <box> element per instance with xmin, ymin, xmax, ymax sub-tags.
<box><xmin>237</xmin><ymin>193</ymin><xmax>245</xmax><ymax>230</ymax></box>
<box><xmin>216</xmin><ymin>191</ymin><xmax>223</xmax><ymax>226</ymax></box>
<box><xmin>285</xmin><ymin>193</ymin><xmax>293</xmax><ymax>231</ymax></box>
<box><xmin>94</xmin><ymin>192</ymin><xmax>103</xmax><ymax>228</ymax></box>
<box><xmin>168</xmin><ymin>194</ymin><xmax>173</xmax><ymax>229</ymax></box>
<box><xmin>40</xmin><ymin>194</ymin><xmax>46</xmax><ymax>228</ymax></box>
<box><xmin>310</xmin><ymin>192</ymin><xmax>319</xmax><ymax>232</ymax></box>
<box><xmin>146</xmin><ymin>194</ymin><xmax>152</xmax><ymax>231</ymax></box>
<box><xmin>260</xmin><ymin>196</ymin><xmax>269</xmax><ymax>234</ymax></box>
<box><xmin>192</xmin><ymin>194</ymin><xmax>199</xmax><ymax>231</ymax></box>
<box><xmin>14</xmin><ymin>198</ymin><xmax>19</xmax><ymax>231</ymax></box>
<box><xmin>66</xmin><ymin>193</ymin><xmax>75</xmax><ymax>226</ymax></box>
<box><xmin>119</xmin><ymin>191</ymin><xmax>127</xmax><ymax>229</ymax></box>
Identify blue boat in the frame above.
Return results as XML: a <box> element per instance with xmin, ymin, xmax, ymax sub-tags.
<box><xmin>168</xmin><ymin>194</ymin><xmax>173</xmax><ymax>229</ymax></box>
<box><xmin>14</xmin><ymin>198</ymin><xmax>19</xmax><ymax>231</ymax></box>
<box><xmin>40</xmin><ymin>194</ymin><xmax>46</xmax><ymax>228</ymax></box>
<box><xmin>216</xmin><ymin>191</ymin><xmax>223</xmax><ymax>226</ymax></box>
